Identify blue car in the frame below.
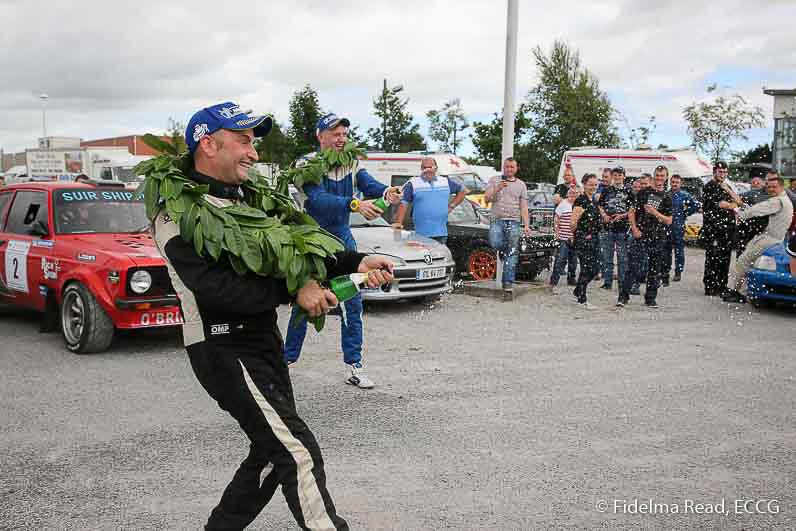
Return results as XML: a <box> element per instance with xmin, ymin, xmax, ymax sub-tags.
<box><xmin>746</xmin><ymin>243</ymin><xmax>796</xmax><ymax>307</ymax></box>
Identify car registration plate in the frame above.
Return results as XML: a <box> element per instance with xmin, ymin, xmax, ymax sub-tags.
<box><xmin>417</xmin><ymin>267</ymin><xmax>445</xmax><ymax>280</ymax></box>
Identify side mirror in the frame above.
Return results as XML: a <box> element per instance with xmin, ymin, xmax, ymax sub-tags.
<box><xmin>31</xmin><ymin>220</ymin><xmax>50</xmax><ymax>238</ymax></box>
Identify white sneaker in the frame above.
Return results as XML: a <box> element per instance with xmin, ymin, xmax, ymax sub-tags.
<box><xmin>346</xmin><ymin>363</ymin><xmax>375</xmax><ymax>389</ymax></box>
<box><xmin>580</xmin><ymin>302</ymin><xmax>598</xmax><ymax>310</ymax></box>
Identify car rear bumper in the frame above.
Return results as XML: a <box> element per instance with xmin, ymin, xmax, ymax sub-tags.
<box><xmin>746</xmin><ymin>269</ymin><xmax>796</xmax><ymax>302</ymax></box>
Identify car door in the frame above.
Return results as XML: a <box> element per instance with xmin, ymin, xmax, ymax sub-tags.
<box><xmin>2</xmin><ymin>190</ymin><xmax>51</xmax><ymax>310</ymax></box>
<box><xmin>0</xmin><ymin>190</ymin><xmax>16</xmax><ymax>296</ymax></box>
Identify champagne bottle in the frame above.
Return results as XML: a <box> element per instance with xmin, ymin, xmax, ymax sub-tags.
<box><xmin>328</xmin><ymin>271</ymin><xmax>391</xmax><ymax>302</ymax></box>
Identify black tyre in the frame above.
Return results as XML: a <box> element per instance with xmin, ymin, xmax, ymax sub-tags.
<box><xmin>749</xmin><ymin>297</ymin><xmax>774</xmax><ymax>309</ymax></box>
<box><xmin>60</xmin><ymin>283</ymin><xmax>114</xmax><ymax>353</ymax></box>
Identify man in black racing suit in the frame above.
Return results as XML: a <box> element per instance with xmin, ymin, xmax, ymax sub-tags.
<box><xmin>152</xmin><ymin>102</ymin><xmax>394</xmax><ymax>530</ymax></box>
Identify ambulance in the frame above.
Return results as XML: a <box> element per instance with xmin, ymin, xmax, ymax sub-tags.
<box><xmin>358</xmin><ymin>151</ymin><xmax>489</xmax><ymax>207</ymax></box>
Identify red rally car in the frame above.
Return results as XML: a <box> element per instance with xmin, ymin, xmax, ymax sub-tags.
<box><xmin>0</xmin><ymin>180</ymin><xmax>181</xmax><ymax>353</ymax></box>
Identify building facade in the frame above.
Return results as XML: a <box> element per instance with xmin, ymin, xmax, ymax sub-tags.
<box><xmin>81</xmin><ymin>135</ymin><xmax>166</xmax><ymax>156</ymax></box>
<box><xmin>764</xmin><ymin>88</ymin><xmax>796</xmax><ymax>181</ymax></box>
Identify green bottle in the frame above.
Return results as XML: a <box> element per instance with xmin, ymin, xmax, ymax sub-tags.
<box><xmin>328</xmin><ymin>273</ymin><xmax>370</xmax><ymax>303</ymax></box>
<box><xmin>373</xmin><ymin>197</ymin><xmax>388</xmax><ymax>210</ymax></box>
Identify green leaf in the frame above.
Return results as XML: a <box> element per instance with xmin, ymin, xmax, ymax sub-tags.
<box><xmin>142</xmin><ymin>134</ymin><xmax>179</xmax><ymax>156</ymax></box>
<box><xmin>144</xmin><ymin>178</ymin><xmax>160</xmax><ymax>220</ymax></box>
<box><xmin>226</xmin><ymin>204</ymin><xmax>268</xmax><ymax>219</ymax></box>
<box><xmin>286</xmin><ymin>273</ymin><xmax>297</xmax><ymax>293</ymax></box>
<box><xmin>161</xmin><ymin>177</ymin><xmax>175</xmax><ymax>200</ymax></box>
<box><xmin>205</xmin><ymin>237</ymin><xmax>222</xmax><ymax>260</ymax></box>
<box><xmin>312</xmin><ymin>314</ymin><xmax>326</xmax><ymax>333</ymax></box>
<box><xmin>289</xmin><ymin>254</ymin><xmax>303</xmax><ymax>278</ymax></box>
<box><xmin>200</xmin><ymin>207</ymin><xmax>224</xmax><ymax>242</ymax></box>
<box><xmin>310</xmin><ymin>255</ymin><xmax>327</xmax><ymax>279</ymax></box>
<box><xmin>223</xmin><ymin>226</ymin><xmax>243</xmax><ymax>256</ymax></box>
<box><xmin>261</xmin><ymin>196</ymin><xmax>275</xmax><ymax>211</ymax></box>
<box><xmin>228</xmin><ymin>253</ymin><xmax>247</xmax><ymax>275</ymax></box>
<box><xmin>180</xmin><ymin>202</ymin><xmax>198</xmax><ymax>242</ymax></box>
<box><xmin>193</xmin><ymin>221</ymin><xmax>204</xmax><ymax>256</ymax></box>
<box><xmin>241</xmin><ymin>238</ymin><xmax>263</xmax><ymax>271</ymax></box>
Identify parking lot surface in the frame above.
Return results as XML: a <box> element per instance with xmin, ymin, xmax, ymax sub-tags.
<box><xmin>1</xmin><ymin>250</ymin><xmax>794</xmax><ymax>530</ymax></box>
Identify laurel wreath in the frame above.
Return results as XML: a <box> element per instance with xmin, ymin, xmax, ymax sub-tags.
<box><xmin>133</xmin><ymin>134</ymin><xmax>366</xmax><ymax>331</ymax></box>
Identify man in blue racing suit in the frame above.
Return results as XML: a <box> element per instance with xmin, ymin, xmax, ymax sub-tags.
<box><xmin>284</xmin><ymin>113</ymin><xmax>401</xmax><ymax>388</ymax></box>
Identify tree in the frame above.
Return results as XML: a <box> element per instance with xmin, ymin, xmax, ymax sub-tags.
<box><xmin>426</xmin><ymin>99</ymin><xmax>469</xmax><ymax>154</ymax></box>
<box><xmin>288</xmin><ymin>84</ymin><xmax>322</xmax><ymax>158</ymax></box>
<box><xmin>738</xmin><ymin>143</ymin><xmax>773</xmax><ymax>164</ymax></box>
<box><xmin>682</xmin><ymin>87</ymin><xmax>765</xmax><ymax>163</ymax></box>
<box><xmin>523</xmin><ymin>40</ymin><xmax>620</xmax><ymax>180</ymax></box>
<box><xmin>617</xmin><ymin>113</ymin><xmax>656</xmax><ymax>149</ymax></box>
<box><xmin>254</xmin><ymin>120</ymin><xmax>295</xmax><ymax>169</ymax></box>
<box><xmin>165</xmin><ymin>117</ymin><xmax>187</xmax><ymax>153</ymax></box>
<box><xmin>470</xmin><ymin>105</ymin><xmax>532</xmax><ymax>176</ymax></box>
<box><xmin>367</xmin><ymin>86</ymin><xmax>426</xmax><ymax>152</ymax></box>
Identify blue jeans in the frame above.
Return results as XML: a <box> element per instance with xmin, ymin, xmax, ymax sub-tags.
<box><xmin>284</xmin><ymin>294</ymin><xmax>363</xmax><ymax>365</ymax></box>
<box><xmin>284</xmin><ymin>231</ymin><xmax>363</xmax><ymax>366</ymax></box>
<box><xmin>621</xmin><ymin>238</ymin><xmax>665</xmax><ymax>303</ymax></box>
<box><xmin>600</xmin><ymin>231</ymin><xmax>629</xmax><ymax>289</ymax></box>
<box><xmin>573</xmin><ymin>236</ymin><xmax>599</xmax><ymax>303</ymax></box>
<box><xmin>489</xmin><ymin>220</ymin><xmax>521</xmax><ymax>287</ymax></box>
<box><xmin>664</xmin><ymin>227</ymin><xmax>685</xmax><ymax>274</ymax></box>
<box><xmin>550</xmin><ymin>239</ymin><xmax>577</xmax><ymax>286</ymax></box>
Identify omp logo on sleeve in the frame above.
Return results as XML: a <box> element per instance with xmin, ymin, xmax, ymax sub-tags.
<box><xmin>211</xmin><ymin>323</ymin><xmax>230</xmax><ymax>335</ymax></box>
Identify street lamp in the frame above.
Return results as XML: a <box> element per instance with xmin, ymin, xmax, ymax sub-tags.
<box><xmin>381</xmin><ymin>79</ymin><xmax>403</xmax><ymax>151</ymax></box>
<box><xmin>39</xmin><ymin>93</ymin><xmax>49</xmax><ymax>147</ymax></box>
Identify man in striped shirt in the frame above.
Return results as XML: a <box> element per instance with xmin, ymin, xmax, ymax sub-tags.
<box><xmin>549</xmin><ymin>185</ymin><xmax>580</xmax><ymax>292</ymax></box>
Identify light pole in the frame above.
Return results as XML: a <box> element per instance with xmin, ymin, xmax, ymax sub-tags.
<box><xmin>39</xmin><ymin>93</ymin><xmax>49</xmax><ymax>146</ymax></box>
<box><xmin>381</xmin><ymin>79</ymin><xmax>403</xmax><ymax>151</ymax></box>
<box><xmin>497</xmin><ymin>0</ymin><xmax>518</xmax><ymax>289</ymax></box>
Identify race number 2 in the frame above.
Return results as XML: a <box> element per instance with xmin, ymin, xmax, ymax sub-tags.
<box><xmin>5</xmin><ymin>240</ymin><xmax>31</xmax><ymax>293</ymax></box>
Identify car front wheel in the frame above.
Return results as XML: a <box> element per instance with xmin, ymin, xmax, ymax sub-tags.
<box><xmin>61</xmin><ymin>283</ymin><xmax>114</xmax><ymax>353</ymax></box>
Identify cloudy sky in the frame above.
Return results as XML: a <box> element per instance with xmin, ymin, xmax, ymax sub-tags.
<box><xmin>1</xmin><ymin>0</ymin><xmax>793</xmax><ymax>167</ymax></box>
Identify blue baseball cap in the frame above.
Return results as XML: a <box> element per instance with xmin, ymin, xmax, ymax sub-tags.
<box><xmin>316</xmin><ymin>113</ymin><xmax>350</xmax><ymax>135</ymax></box>
<box><xmin>185</xmin><ymin>102</ymin><xmax>273</xmax><ymax>154</ymax></box>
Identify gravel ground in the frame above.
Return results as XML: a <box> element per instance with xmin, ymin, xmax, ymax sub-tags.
<box><xmin>1</xmin><ymin>248</ymin><xmax>794</xmax><ymax>530</ymax></box>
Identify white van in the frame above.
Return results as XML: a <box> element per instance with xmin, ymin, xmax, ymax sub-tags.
<box><xmin>358</xmin><ymin>151</ymin><xmax>489</xmax><ymax>207</ymax></box>
<box><xmin>555</xmin><ymin>146</ymin><xmax>747</xmax><ymax>198</ymax></box>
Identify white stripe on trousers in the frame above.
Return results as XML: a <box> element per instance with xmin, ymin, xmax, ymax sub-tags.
<box><xmin>238</xmin><ymin>361</ymin><xmax>337</xmax><ymax>531</ymax></box>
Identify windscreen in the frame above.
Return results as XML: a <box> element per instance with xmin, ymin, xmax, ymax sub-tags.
<box><xmin>448</xmin><ymin>172</ymin><xmax>485</xmax><ymax>194</ymax></box>
<box><xmin>115</xmin><ymin>167</ymin><xmax>142</xmax><ymax>183</ymax></box>
<box><xmin>54</xmin><ymin>189</ymin><xmax>149</xmax><ymax>234</ymax></box>
<box><xmin>350</xmin><ymin>211</ymin><xmax>389</xmax><ymax>227</ymax></box>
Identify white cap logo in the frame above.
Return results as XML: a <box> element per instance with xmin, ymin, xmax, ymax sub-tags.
<box><xmin>193</xmin><ymin>123</ymin><xmax>209</xmax><ymax>142</ymax></box>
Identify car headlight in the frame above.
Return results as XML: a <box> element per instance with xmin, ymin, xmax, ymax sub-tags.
<box><xmin>373</xmin><ymin>254</ymin><xmax>406</xmax><ymax>267</ymax></box>
<box><xmin>129</xmin><ymin>270</ymin><xmax>152</xmax><ymax>294</ymax></box>
<box><xmin>753</xmin><ymin>256</ymin><xmax>777</xmax><ymax>271</ymax></box>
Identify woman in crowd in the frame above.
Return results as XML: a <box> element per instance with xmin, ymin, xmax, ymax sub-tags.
<box><xmin>570</xmin><ymin>174</ymin><xmax>601</xmax><ymax>308</ymax></box>
<box><xmin>549</xmin><ymin>185</ymin><xmax>580</xmax><ymax>293</ymax></box>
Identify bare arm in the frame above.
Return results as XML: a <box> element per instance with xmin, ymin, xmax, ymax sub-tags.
<box><xmin>570</xmin><ymin>206</ymin><xmax>584</xmax><ymax>239</ymax></box>
<box><xmin>449</xmin><ymin>190</ymin><xmax>467</xmax><ymax>212</ymax></box>
<box><xmin>520</xmin><ymin>196</ymin><xmax>530</xmax><ymax>233</ymax></box>
<box><xmin>392</xmin><ymin>203</ymin><xmax>409</xmax><ymax>227</ymax></box>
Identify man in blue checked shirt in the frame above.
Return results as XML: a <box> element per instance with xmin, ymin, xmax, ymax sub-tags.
<box><xmin>663</xmin><ymin>173</ymin><xmax>701</xmax><ymax>283</ymax></box>
<box><xmin>391</xmin><ymin>157</ymin><xmax>468</xmax><ymax>244</ymax></box>
<box><xmin>283</xmin><ymin>112</ymin><xmax>402</xmax><ymax>389</ymax></box>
